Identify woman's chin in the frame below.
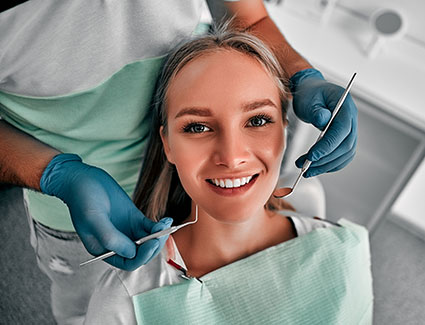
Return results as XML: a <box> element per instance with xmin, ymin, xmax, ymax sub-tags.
<box><xmin>203</xmin><ymin>206</ymin><xmax>266</xmax><ymax>225</ymax></box>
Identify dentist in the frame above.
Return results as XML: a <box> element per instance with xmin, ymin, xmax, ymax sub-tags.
<box><xmin>0</xmin><ymin>0</ymin><xmax>357</xmax><ymax>323</ymax></box>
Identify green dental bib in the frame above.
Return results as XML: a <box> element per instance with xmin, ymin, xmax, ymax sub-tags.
<box><xmin>132</xmin><ymin>219</ymin><xmax>373</xmax><ymax>324</ymax></box>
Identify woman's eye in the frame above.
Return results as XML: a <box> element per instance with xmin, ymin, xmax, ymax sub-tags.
<box><xmin>248</xmin><ymin>115</ymin><xmax>272</xmax><ymax>127</ymax></box>
<box><xmin>183</xmin><ymin>123</ymin><xmax>210</xmax><ymax>133</ymax></box>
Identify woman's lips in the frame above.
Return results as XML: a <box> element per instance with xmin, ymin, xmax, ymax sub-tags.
<box><xmin>205</xmin><ymin>174</ymin><xmax>259</xmax><ymax>197</ymax></box>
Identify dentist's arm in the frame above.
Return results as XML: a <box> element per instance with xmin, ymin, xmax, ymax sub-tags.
<box><xmin>222</xmin><ymin>0</ymin><xmax>358</xmax><ymax>177</ymax></box>
<box><xmin>0</xmin><ymin>120</ymin><xmax>171</xmax><ymax>271</ymax></box>
<box><xmin>0</xmin><ymin>120</ymin><xmax>59</xmax><ymax>189</ymax></box>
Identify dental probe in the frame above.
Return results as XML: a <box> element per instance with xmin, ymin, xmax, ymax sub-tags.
<box><xmin>274</xmin><ymin>72</ymin><xmax>357</xmax><ymax>199</ymax></box>
<box><xmin>80</xmin><ymin>205</ymin><xmax>199</xmax><ymax>267</ymax></box>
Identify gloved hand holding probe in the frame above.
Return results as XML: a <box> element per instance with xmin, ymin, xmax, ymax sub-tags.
<box><xmin>290</xmin><ymin>68</ymin><xmax>358</xmax><ymax>178</ymax></box>
<box><xmin>40</xmin><ymin>153</ymin><xmax>173</xmax><ymax>271</ymax></box>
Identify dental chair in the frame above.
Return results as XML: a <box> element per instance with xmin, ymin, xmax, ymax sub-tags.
<box><xmin>278</xmin><ymin>103</ymin><xmax>326</xmax><ymax>219</ymax></box>
<box><xmin>277</xmin><ymin>171</ymin><xmax>326</xmax><ymax>219</ymax></box>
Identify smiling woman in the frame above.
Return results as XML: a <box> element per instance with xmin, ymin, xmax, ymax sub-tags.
<box><xmin>160</xmin><ymin>48</ymin><xmax>288</xmax><ymax>224</ymax></box>
<box><xmin>135</xmin><ymin>23</ymin><xmax>293</xmax><ymax>226</ymax></box>
<box><xmin>84</xmin><ymin>22</ymin><xmax>373</xmax><ymax>325</ymax></box>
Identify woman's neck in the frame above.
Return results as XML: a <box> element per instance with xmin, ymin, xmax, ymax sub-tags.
<box><xmin>172</xmin><ymin>204</ymin><xmax>295</xmax><ymax>278</ymax></box>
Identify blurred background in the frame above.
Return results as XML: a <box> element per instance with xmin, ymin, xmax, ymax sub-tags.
<box><xmin>1</xmin><ymin>0</ymin><xmax>424</xmax><ymax>324</ymax></box>
<box><xmin>268</xmin><ymin>0</ymin><xmax>425</xmax><ymax>324</ymax></box>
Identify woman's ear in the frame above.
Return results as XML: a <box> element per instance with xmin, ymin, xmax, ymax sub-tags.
<box><xmin>159</xmin><ymin>125</ymin><xmax>175</xmax><ymax>164</ymax></box>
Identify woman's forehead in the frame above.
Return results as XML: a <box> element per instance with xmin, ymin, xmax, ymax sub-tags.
<box><xmin>166</xmin><ymin>49</ymin><xmax>280</xmax><ymax>114</ymax></box>
<box><xmin>173</xmin><ymin>49</ymin><xmax>268</xmax><ymax>82</ymax></box>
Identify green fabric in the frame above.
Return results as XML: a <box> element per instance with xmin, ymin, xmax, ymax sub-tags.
<box><xmin>132</xmin><ymin>219</ymin><xmax>373</xmax><ymax>324</ymax></box>
<box><xmin>193</xmin><ymin>22</ymin><xmax>211</xmax><ymax>36</ymax></box>
<box><xmin>0</xmin><ymin>56</ymin><xmax>165</xmax><ymax>231</ymax></box>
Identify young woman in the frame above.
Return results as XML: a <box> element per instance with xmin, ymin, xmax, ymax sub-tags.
<box><xmin>84</xmin><ymin>25</ymin><xmax>373</xmax><ymax>324</ymax></box>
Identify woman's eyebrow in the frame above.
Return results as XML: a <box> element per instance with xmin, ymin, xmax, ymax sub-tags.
<box><xmin>242</xmin><ymin>99</ymin><xmax>278</xmax><ymax>112</ymax></box>
<box><xmin>174</xmin><ymin>107</ymin><xmax>212</xmax><ymax>119</ymax></box>
<box><xmin>174</xmin><ymin>99</ymin><xmax>277</xmax><ymax>119</ymax></box>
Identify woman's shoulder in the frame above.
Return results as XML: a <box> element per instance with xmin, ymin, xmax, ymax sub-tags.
<box><xmin>85</xmin><ymin>250</ymin><xmax>182</xmax><ymax>324</ymax></box>
<box><xmin>287</xmin><ymin>215</ymin><xmax>341</xmax><ymax>237</ymax></box>
<box><xmin>105</xmin><ymin>249</ymin><xmax>182</xmax><ymax>296</ymax></box>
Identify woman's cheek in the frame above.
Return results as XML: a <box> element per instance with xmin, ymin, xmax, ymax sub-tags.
<box><xmin>258</xmin><ymin>129</ymin><xmax>285</xmax><ymax>160</ymax></box>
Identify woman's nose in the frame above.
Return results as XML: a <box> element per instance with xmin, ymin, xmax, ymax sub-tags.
<box><xmin>212</xmin><ymin>131</ymin><xmax>251</xmax><ymax>169</ymax></box>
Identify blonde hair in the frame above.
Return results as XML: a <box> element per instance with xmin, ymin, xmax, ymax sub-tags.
<box><xmin>133</xmin><ymin>22</ymin><xmax>294</xmax><ymax>224</ymax></box>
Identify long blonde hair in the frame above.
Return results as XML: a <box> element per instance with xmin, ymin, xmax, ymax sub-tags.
<box><xmin>133</xmin><ymin>22</ymin><xmax>294</xmax><ymax>224</ymax></box>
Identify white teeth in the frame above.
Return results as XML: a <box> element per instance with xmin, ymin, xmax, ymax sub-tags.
<box><xmin>210</xmin><ymin>175</ymin><xmax>255</xmax><ymax>188</ymax></box>
<box><xmin>225</xmin><ymin>179</ymin><xmax>233</xmax><ymax>188</ymax></box>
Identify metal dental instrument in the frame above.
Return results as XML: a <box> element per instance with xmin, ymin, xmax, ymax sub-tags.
<box><xmin>80</xmin><ymin>205</ymin><xmax>199</xmax><ymax>267</ymax></box>
<box><xmin>273</xmin><ymin>72</ymin><xmax>357</xmax><ymax>199</ymax></box>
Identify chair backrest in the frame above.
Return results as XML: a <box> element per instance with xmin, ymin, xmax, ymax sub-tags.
<box><xmin>277</xmin><ymin>171</ymin><xmax>326</xmax><ymax>219</ymax></box>
<box><xmin>278</xmin><ymin>102</ymin><xmax>326</xmax><ymax>218</ymax></box>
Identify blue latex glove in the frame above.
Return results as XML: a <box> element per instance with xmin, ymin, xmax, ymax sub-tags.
<box><xmin>290</xmin><ymin>68</ymin><xmax>357</xmax><ymax>177</ymax></box>
<box><xmin>40</xmin><ymin>153</ymin><xmax>173</xmax><ymax>271</ymax></box>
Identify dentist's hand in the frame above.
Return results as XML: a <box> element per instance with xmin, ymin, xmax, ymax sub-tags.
<box><xmin>40</xmin><ymin>153</ymin><xmax>173</xmax><ymax>271</ymax></box>
<box><xmin>290</xmin><ymin>68</ymin><xmax>357</xmax><ymax>177</ymax></box>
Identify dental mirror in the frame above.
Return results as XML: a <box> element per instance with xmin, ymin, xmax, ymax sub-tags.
<box><xmin>273</xmin><ymin>72</ymin><xmax>357</xmax><ymax>199</ymax></box>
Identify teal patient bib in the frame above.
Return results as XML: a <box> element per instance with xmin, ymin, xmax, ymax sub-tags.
<box><xmin>132</xmin><ymin>219</ymin><xmax>373</xmax><ymax>324</ymax></box>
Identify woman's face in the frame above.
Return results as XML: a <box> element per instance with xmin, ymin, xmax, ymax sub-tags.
<box><xmin>161</xmin><ymin>49</ymin><xmax>286</xmax><ymax>223</ymax></box>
